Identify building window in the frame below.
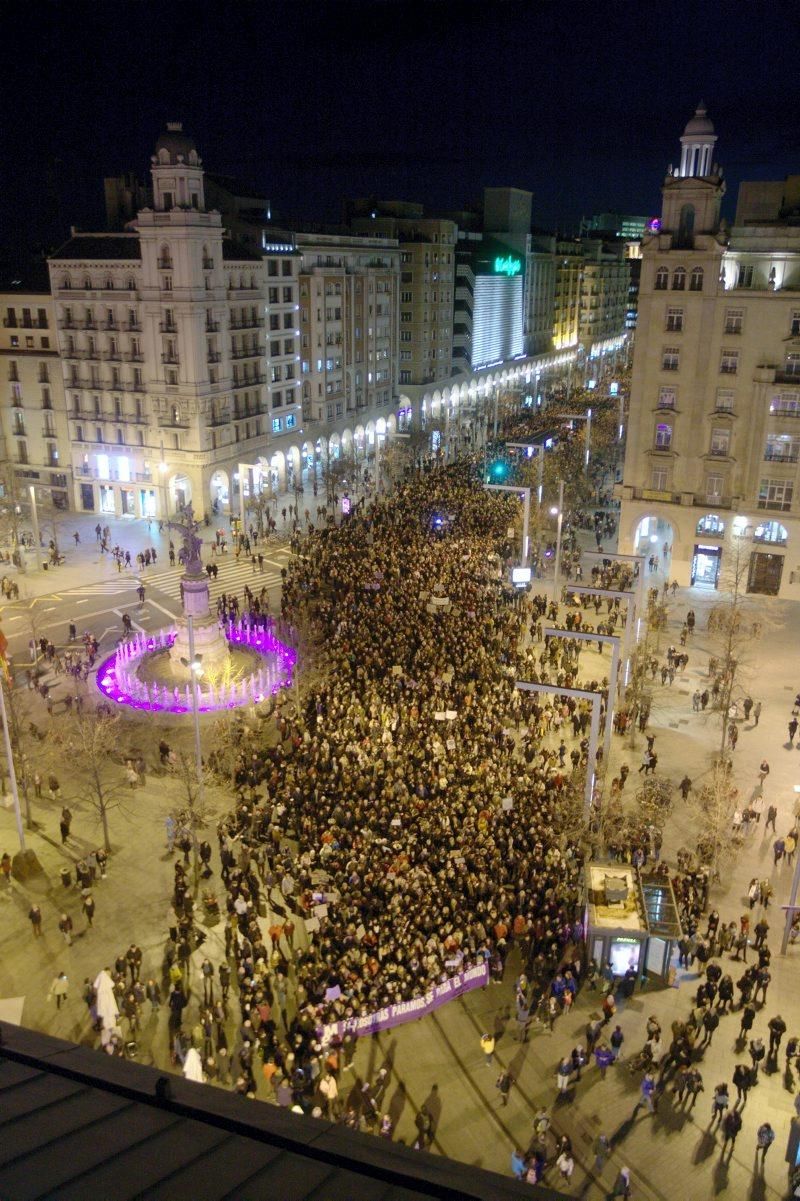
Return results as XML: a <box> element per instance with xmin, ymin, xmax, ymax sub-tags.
<box><xmin>720</xmin><ymin>349</ymin><xmax>739</xmax><ymax>375</ymax></box>
<box><xmin>661</xmin><ymin>346</ymin><xmax>680</xmax><ymax>371</ymax></box>
<box><xmin>665</xmin><ymin>307</ymin><xmax>684</xmax><ymax>332</ymax></box>
<box><xmin>715</xmin><ymin>388</ymin><xmax>735</xmax><ymax>412</ymax></box>
<box><xmin>785</xmin><ymin>353</ymin><xmax>800</xmax><ymax>377</ymax></box>
<box><xmin>736</xmin><ymin>264</ymin><xmax>754</xmax><ymax>288</ymax></box>
<box><xmin>654</xmin><ymin>422</ymin><xmax>672</xmax><ymax>449</ymax></box>
<box><xmin>791</xmin><ymin>311</ymin><xmax>800</xmax><ymax>337</ymax></box>
<box><xmin>672</xmin><ymin>267</ymin><xmax>686</xmax><ymax>291</ymax></box>
<box><xmin>271</xmin><ymin>417</ymin><xmax>283</xmax><ymax>433</ymax></box>
<box><xmin>765</xmin><ymin>434</ymin><xmax>799</xmax><ymax>463</ymax></box>
<box><xmin>709</xmin><ymin>428</ymin><xmax>730</xmax><ymax>457</ymax></box>
<box><xmin>658</xmin><ymin>386</ymin><xmax>677</xmax><ymax>409</ymax></box>
<box><xmin>651</xmin><ymin>467</ymin><xmax>668</xmax><ymax>491</ymax></box>
<box><xmin>706</xmin><ymin>474</ymin><xmax>723</xmax><ymax>502</ymax></box>
<box><xmin>724</xmin><ymin>308</ymin><xmax>744</xmax><ymax>334</ymax></box>
<box><xmin>286</xmin><ymin>414</ymin><xmax>296</xmax><ymax>429</ymax></box>
<box><xmin>770</xmin><ymin>391</ymin><xmax>800</xmax><ymax>416</ymax></box>
<box><xmin>689</xmin><ymin>266</ymin><xmax>704</xmax><ymax>291</ymax></box>
<box><xmin>753</xmin><ymin>520</ymin><xmax>788</xmax><ymax>545</ymax></box>
<box><xmin>654</xmin><ymin>267</ymin><xmax>668</xmax><ymax>291</ymax></box>
<box><xmin>268</xmin><ymin>260</ymin><xmax>279</xmax><ymax>277</ymax></box>
<box><xmin>697</xmin><ymin>513</ymin><xmax>725</xmax><ymax>535</ymax></box>
<box><xmin>758</xmin><ymin>479</ymin><xmax>793</xmax><ymax>511</ymax></box>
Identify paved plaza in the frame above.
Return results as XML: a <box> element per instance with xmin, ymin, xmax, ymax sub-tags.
<box><xmin>1</xmin><ymin>494</ymin><xmax>799</xmax><ymax>1201</ymax></box>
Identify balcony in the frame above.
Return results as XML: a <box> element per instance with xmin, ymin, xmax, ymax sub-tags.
<box><xmin>202</xmin><ymin>258</ymin><xmax>214</xmax><ymax>270</ymax></box>
<box><xmin>231</xmin><ymin>374</ymin><xmax>266</xmax><ymax>389</ymax></box>
<box><xmin>104</xmin><ymin>352</ymin><xmax>122</xmax><ymax>362</ymax></box>
<box><xmin>768</xmin><ymin>405</ymin><xmax>800</xmax><ymax>419</ymax></box>
<box><xmin>124</xmin><ymin>352</ymin><xmax>144</xmax><ymax>362</ymax></box>
<box><xmin>158</xmin><ymin>418</ymin><xmax>189</xmax><ymax>429</ymax></box>
<box><xmin>161</xmin><ymin>353</ymin><xmax>179</xmax><ymax>365</ymax></box>
<box><xmin>207</xmin><ymin>351</ymin><xmax>221</xmax><ymax>363</ymax></box>
<box><xmin>763</xmin><ymin>451</ymin><xmax>799</xmax><ymax>463</ymax></box>
<box><xmin>125</xmin><ymin>322</ymin><xmax>142</xmax><ymax>333</ymax></box>
<box><xmin>159</xmin><ymin>322</ymin><xmax>177</xmax><ymax>333</ymax></box>
<box><xmin>157</xmin><ymin>258</ymin><xmax>173</xmax><ymax>270</ymax></box>
<box><xmin>100</xmin><ymin>321</ymin><xmax>118</xmax><ymax>332</ymax></box>
<box><xmin>205</xmin><ymin>321</ymin><xmax>220</xmax><ymax>333</ymax></box>
<box><xmin>2</xmin><ymin>318</ymin><xmax>17</xmax><ymax>328</ymax></box>
<box><xmin>229</xmin><ymin>318</ymin><xmax>264</xmax><ymax>330</ymax></box>
<box><xmin>230</xmin><ymin>347</ymin><xmax>264</xmax><ymax>359</ymax></box>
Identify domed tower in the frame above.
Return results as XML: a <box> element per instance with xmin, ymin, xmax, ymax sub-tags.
<box><xmin>678</xmin><ymin>102</ymin><xmax>717</xmax><ymax>178</ymax></box>
<box><xmin>150</xmin><ymin>121</ymin><xmax>205</xmax><ymax>212</ymax></box>
<box><xmin>661</xmin><ymin>102</ymin><xmax>725</xmax><ymax>244</ymax></box>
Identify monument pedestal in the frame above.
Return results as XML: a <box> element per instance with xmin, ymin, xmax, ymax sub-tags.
<box><xmin>169</xmin><ymin>571</ymin><xmax>230</xmax><ymax>678</ymax></box>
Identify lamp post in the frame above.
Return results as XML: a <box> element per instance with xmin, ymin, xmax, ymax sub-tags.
<box><xmin>515</xmin><ymin>679</ymin><xmax>601</xmax><ymax>815</ymax></box>
<box><xmin>28</xmin><ymin>486</ymin><xmax>43</xmax><ymax>571</ymax></box>
<box><xmin>551</xmin><ymin>479</ymin><xmax>564</xmax><ymax>601</ymax></box>
<box><xmin>0</xmin><ymin>681</ymin><xmax>25</xmax><ymax>852</ymax></box>
<box><xmin>185</xmin><ymin>615</ymin><xmax>204</xmax><ymax>819</ymax></box>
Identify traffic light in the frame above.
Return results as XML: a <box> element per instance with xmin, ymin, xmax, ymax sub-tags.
<box><xmin>489</xmin><ymin>460</ymin><xmax>508</xmax><ymax>482</ymax></box>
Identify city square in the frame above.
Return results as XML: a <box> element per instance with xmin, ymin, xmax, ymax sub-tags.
<box><xmin>1</xmin><ymin>5</ymin><xmax>800</xmax><ymax>1200</ymax></box>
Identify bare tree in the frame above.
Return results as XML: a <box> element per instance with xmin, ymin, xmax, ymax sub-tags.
<box><xmin>707</xmin><ymin>536</ymin><xmax>764</xmax><ymax>761</ymax></box>
<box><xmin>67</xmin><ymin>712</ymin><xmax>127</xmax><ymax>851</ymax></box>
<box><xmin>690</xmin><ymin>762</ymin><xmax>740</xmax><ymax>882</ymax></box>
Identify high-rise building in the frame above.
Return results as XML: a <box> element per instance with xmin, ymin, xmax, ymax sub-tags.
<box><xmin>581</xmin><ymin>212</ymin><xmax>649</xmax><ymax>240</ymax></box>
<box><xmin>619</xmin><ymin>104</ymin><xmax>800</xmax><ymax>596</ymax></box>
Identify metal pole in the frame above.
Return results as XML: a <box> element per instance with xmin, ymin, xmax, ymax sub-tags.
<box><xmin>587</xmin><ymin>694</ymin><xmax>601</xmax><ymax>815</ymax></box>
<box><xmin>585</xmin><ymin>408</ymin><xmax>592</xmax><ymax>472</ymax></box>
<box><xmin>493</xmin><ymin>389</ymin><xmax>498</xmax><ymax>438</ymax></box>
<box><xmin>781</xmin><ymin>845</ymin><xmax>800</xmax><ymax>955</ymax></box>
<box><xmin>604</xmin><ymin>638</ymin><xmax>621</xmax><ymax>769</ymax></box>
<box><xmin>522</xmin><ymin>488</ymin><xmax>530</xmax><ymax>568</ymax></box>
<box><xmin>0</xmin><ymin>679</ymin><xmax>25</xmax><ymax>851</ymax></box>
<box><xmin>185</xmin><ymin>615</ymin><xmax>204</xmax><ymax>812</ymax></box>
<box><xmin>28</xmin><ymin>486</ymin><xmax>43</xmax><ymax>570</ymax></box>
<box><xmin>553</xmin><ymin>479</ymin><xmax>564</xmax><ymax>602</ymax></box>
<box><xmin>538</xmin><ymin>449</ymin><xmax>544</xmax><ymax>507</ymax></box>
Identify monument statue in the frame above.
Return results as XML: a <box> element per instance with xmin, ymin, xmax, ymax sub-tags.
<box><xmin>167</xmin><ymin>504</ymin><xmax>204</xmax><ymax>576</ymax></box>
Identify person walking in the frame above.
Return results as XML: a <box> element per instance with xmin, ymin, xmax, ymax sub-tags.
<box><xmin>721</xmin><ymin>1108</ymin><xmax>742</xmax><ymax>1156</ymax></box>
<box><xmin>637</xmin><ymin>1072</ymin><xmax>657</xmax><ymax>1114</ymax></box>
<box><xmin>58</xmin><ymin>913</ymin><xmax>73</xmax><ymax>946</ymax></box>
<box><xmin>732</xmin><ymin>1062</ymin><xmax>752</xmax><ymax>1107</ymax></box>
<box><xmin>49</xmin><ymin>971</ymin><xmax>69</xmax><ymax>1009</ymax></box>
<box><xmin>480</xmin><ymin>1032</ymin><xmax>495</xmax><ymax>1066</ymax></box>
<box><xmin>768</xmin><ymin>1014</ymin><xmax>787</xmax><ymax>1057</ymax></box>
<box><xmin>749</xmin><ymin>1037</ymin><xmax>766</xmax><ymax>1078</ymax></box>
<box><xmin>710</xmin><ymin>1082</ymin><xmax>729</xmax><ymax>1126</ymax></box>
<box><xmin>28</xmin><ymin>904</ymin><xmax>43</xmax><ymax>937</ymax></box>
<box><xmin>610</xmin><ymin>1166</ymin><xmax>632</xmax><ymax>1198</ymax></box>
<box><xmin>766</xmin><ymin>804</ymin><xmax>778</xmax><ymax>833</ymax></box>
<box><xmin>756</xmin><ymin>1122</ymin><xmax>775</xmax><ymax>1165</ymax></box>
<box><xmin>59</xmin><ymin>807</ymin><xmax>72</xmax><ymax>844</ymax></box>
<box><xmin>496</xmin><ymin>1069</ymin><xmax>513</xmax><ymax>1106</ymax></box>
<box><xmin>82</xmin><ymin>892</ymin><xmax>95</xmax><ymax>927</ymax></box>
<box><xmin>789</xmin><ymin>716</ymin><xmax>798</xmax><ymax>746</ymax></box>
<box><xmin>556</xmin><ymin>1056</ymin><xmax>572</xmax><ymax>1095</ymax></box>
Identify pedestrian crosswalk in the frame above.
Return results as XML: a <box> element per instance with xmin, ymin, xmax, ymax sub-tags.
<box><xmin>139</xmin><ymin>549</ymin><xmax>292</xmax><ymax>605</ymax></box>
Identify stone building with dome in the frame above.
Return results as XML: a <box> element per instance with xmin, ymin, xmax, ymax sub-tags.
<box><xmin>618</xmin><ymin>104</ymin><xmax>800</xmax><ymax>596</ymax></box>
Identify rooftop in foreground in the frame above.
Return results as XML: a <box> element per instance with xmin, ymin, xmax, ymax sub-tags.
<box><xmin>0</xmin><ymin>1022</ymin><xmax>566</xmax><ymax>1201</ymax></box>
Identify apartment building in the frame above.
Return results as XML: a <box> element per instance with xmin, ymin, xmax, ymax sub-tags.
<box><xmin>294</xmin><ymin>232</ymin><xmax>399</xmax><ymax>438</ymax></box>
<box><xmin>0</xmin><ymin>274</ymin><xmax>71</xmax><ymax>509</ymax></box>
<box><xmin>619</xmin><ymin>104</ymin><xmax>800</xmax><ymax>597</ymax></box>
<box><xmin>47</xmin><ymin>124</ymin><xmax>301</xmax><ymax>517</ymax></box>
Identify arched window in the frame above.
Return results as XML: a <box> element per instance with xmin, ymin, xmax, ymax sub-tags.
<box><xmin>672</xmin><ymin>267</ymin><xmax>686</xmax><ymax>291</ymax></box>
<box><xmin>159</xmin><ymin>244</ymin><xmax>172</xmax><ymax>270</ymax></box>
<box><xmin>127</xmin><ymin>277</ymin><xmax>135</xmax><ymax>291</ymax></box>
<box><xmin>696</xmin><ymin>513</ymin><xmax>725</xmax><ymax>535</ymax></box>
<box><xmin>678</xmin><ymin>204</ymin><xmax>695</xmax><ymax>246</ymax></box>
<box><xmin>690</xmin><ymin>267</ymin><xmax>704</xmax><ymax>292</ymax></box>
<box><xmin>654</xmin><ymin>267</ymin><xmax>668</xmax><ymax>291</ymax></box>
<box><xmin>754</xmin><ymin>520</ymin><xmax>788</xmax><ymax>545</ymax></box>
<box><xmin>654</xmin><ymin>422</ymin><xmax>672</xmax><ymax>449</ymax></box>
<box><xmin>83</xmin><ymin>276</ymin><xmax>92</xmax><ymax>290</ymax></box>
<box><xmin>63</xmin><ymin>275</ymin><xmax>71</xmax><ymax>290</ymax></box>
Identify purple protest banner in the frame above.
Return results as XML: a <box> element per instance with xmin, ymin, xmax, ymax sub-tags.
<box><xmin>319</xmin><ymin>961</ymin><xmax>489</xmax><ymax>1044</ymax></box>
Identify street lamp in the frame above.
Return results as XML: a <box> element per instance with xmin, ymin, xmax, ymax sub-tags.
<box><xmin>551</xmin><ymin>479</ymin><xmax>564</xmax><ymax>601</ymax></box>
<box><xmin>184</xmin><ymin>616</ymin><xmax>204</xmax><ymax>822</ymax></box>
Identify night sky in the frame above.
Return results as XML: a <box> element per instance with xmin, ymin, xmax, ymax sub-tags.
<box><xmin>1</xmin><ymin>0</ymin><xmax>798</xmax><ymax>258</ymax></box>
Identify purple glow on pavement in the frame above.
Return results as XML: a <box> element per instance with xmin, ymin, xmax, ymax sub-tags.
<box><xmin>95</xmin><ymin>622</ymin><xmax>297</xmax><ymax>713</ymax></box>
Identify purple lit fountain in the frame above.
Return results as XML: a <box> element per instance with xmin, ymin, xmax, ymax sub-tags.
<box><xmin>96</xmin><ymin>506</ymin><xmax>296</xmax><ymax>714</ymax></box>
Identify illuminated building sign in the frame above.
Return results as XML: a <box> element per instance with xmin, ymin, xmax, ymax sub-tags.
<box><xmin>494</xmin><ymin>255</ymin><xmax>522</xmax><ymax>277</ymax></box>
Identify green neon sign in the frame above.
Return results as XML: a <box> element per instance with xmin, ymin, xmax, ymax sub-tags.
<box><xmin>494</xmin><ymin>255</ymin><xmax>522</xmax><ymax>277</ymax></box>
